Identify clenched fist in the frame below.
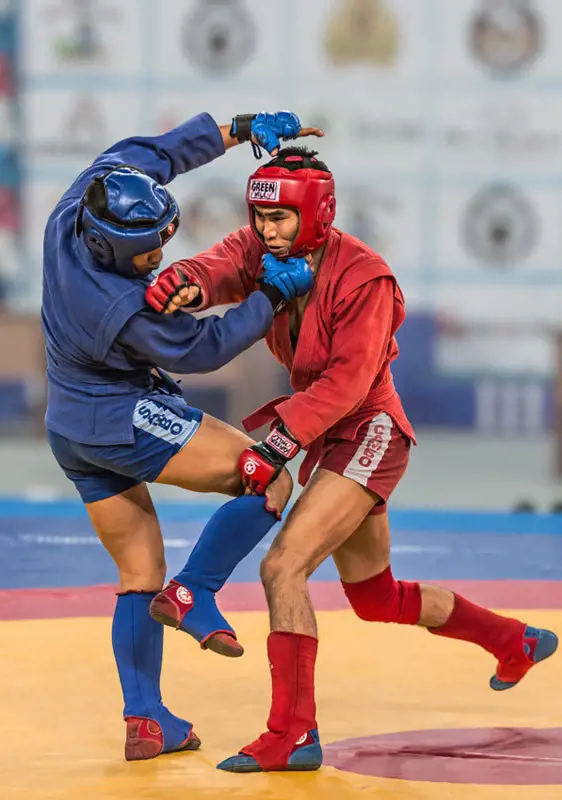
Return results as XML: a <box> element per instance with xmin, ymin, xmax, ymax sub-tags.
<box><xmin>145</xmin><ymin>265</ymin><xmax>201</xmax><ymax>314</ymax></box>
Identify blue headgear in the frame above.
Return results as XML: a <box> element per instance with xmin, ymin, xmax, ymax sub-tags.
<box><xmin>75</xmin><ymin>166</ymin><xmax>180</xmax><ymax>278</ymax></box>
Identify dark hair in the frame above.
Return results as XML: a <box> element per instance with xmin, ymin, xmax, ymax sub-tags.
<box><xmin>262</xmin><ymin>145</ymin><xmax>330</xmax><ymax>173</ymax></box>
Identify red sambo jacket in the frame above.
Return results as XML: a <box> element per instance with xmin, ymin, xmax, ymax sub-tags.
<box><xmin>172</xmin><ymin>225</ymin><xmax>415</xmax><ymax>485</ymax></box>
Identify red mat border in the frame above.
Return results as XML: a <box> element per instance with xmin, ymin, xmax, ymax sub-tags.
<box><xmin>1</xmin><ymin>580</ymin><xmax>562</xmax><ymax>620</ymax></box>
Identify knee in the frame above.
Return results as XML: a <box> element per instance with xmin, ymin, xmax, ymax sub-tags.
<box><xmin>342</xmin><ymin>566</ymin><xmax>421</xmax><ymax>625</ymax></box>
<box><xmin>260</xmin><ymin>551</ymin><xmax>283</xmax><ymax>589</ymax></box>
<box><xmin>259</xmin><ymin>541</ymin><xmax>310</xmax><ymax>591</ymax></box>
<box><xmin>259</xmin><ymin>547</ymin><xmax>300</xmax><ymax>590</ymax></box>
<box><xmin>119</xmin><ymin>557</ymin><xmax>167</xmax><ymax>593</ymax></box>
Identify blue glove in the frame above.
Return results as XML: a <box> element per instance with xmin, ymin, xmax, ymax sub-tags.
<box><xmin>230</xmin><ymin>111</ymin><xmax>301</xmax><ymax>157</ymax></box>
<box><xmin>251</xmin><ymin>112</ymin><xmax>301</xmax><ymax>154</ymax></box>
<box><xmin>261</xmin><ymin>253</ymin><xmax>313</xmax><ymax>302</ymax></box>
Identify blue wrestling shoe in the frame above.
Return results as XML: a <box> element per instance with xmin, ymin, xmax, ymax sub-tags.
<box><xmin>490</xmin><ymin>626</ymin><xmax>558</xmax><ymax>691</ymax></box>
<box><xmin>149</xmin><ymin>580</ymin><xmax>243</xmax><ymax>657</ymax></box>
<box><xmin>217</xmin><ymin>729</ymin><xmax>323</xmax><ymax>773</ymax></box>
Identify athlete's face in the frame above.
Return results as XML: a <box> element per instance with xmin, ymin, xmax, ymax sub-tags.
<box><xmin>253</xmin><ymin>206</ymin><xmax>299</xmax><ymax>258</ymax></box>
<box><xmin>132</xmin><ymin>247</ymin><xmax>164</xmax><ymax>276</ymax></box>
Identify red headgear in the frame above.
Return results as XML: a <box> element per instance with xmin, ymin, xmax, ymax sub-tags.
<box><xmin>246</xmin><ymin>155</ymin><xmax>336</xmax><ymax>256</ymax></box>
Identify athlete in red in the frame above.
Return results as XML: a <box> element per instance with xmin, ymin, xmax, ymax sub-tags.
<box><xmin>146</xmin><ymin>147</ymin><xmax>558</xmax><ymax>773</ymax></box>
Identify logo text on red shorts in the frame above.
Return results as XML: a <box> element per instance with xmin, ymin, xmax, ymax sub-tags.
<box><xmin>358</xmin><ymin>424</ymin><xmax>387</xmax><ymax>468</ymax></box>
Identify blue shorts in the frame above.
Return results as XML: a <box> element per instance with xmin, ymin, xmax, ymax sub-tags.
<box><xmin>48</xmin><ymin>393</ymin><xmax>203</xmax><ymax>504</ymax></box>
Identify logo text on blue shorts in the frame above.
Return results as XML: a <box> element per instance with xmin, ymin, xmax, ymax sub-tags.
<box><xmin>133</xmin><ymin>400</ymin><xmax>199</xmax><ymax>448</ymax></box>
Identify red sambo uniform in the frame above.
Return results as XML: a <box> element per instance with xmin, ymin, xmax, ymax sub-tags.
<box><xmin>174</xmin><ymin>225</ymin><xmax>416</xmax><ymax>505</ymax></box>
<box><xmin>171</xmin><ymin>225</ymin><xmax>555</xmax><ymax>772</ymax></box>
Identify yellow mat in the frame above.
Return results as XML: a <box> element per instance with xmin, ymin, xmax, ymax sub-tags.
<box><xmin>1</xmin><ymin>609</ymin><xmax>561</xmax><ymax>800</ymax></box>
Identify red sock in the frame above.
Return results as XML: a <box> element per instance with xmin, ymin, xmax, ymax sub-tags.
<box><xmin>241</xmin><ymin>631</ymin><xmax>318</xmax><ymax>770</ymax></box>
<box><xmin>429</xmin><ymin>593</ymin><xmax>526</xmax><ymax>661</ymax></box>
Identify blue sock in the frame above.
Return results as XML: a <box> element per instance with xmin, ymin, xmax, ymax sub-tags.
<box><xmin>112</xmin><ymin>592</ymin><xmax>192</xmax><ymax>750</ymax></box>
<box><xmin>174</xmin><ymin>495</ymin><xmax>278</xmax><ymax>591</ymax></box>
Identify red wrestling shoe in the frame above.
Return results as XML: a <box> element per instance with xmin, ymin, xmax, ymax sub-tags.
<box><xmin>490</xmin><ymin>626</ymin><xmax>558</xmax><ymax>690</ymax></box>
<box><xmin>124</xmin><ymin>717</ymin><xmax>201</xmax><ymax>761</ymax></box>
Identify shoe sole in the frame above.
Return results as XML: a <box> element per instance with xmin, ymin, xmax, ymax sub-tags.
<box><xmin>221</xmin><ymin>762</ymin><xmax>321</xmax><ymax>773</ymax></box>
<box><xmin>203</xmin><ymin>631</ymin><xmax>244</xmax><ymax>658</ymax></box>
<box><xmin>150</xmin><ymin>609</ymin><xmax>244</xmax><ymax>657</ymax></box>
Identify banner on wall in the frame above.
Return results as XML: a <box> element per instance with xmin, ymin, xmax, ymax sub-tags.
<box><xmin>16</xmin><ymin>0</ymin><xmax>562</xmax><ymax>431</ymax></box>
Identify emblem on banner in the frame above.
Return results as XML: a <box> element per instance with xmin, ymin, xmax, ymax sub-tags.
<box><xmin>181</xmin><ymin>0</ymin><xmax>256</xmax><ymax>74</ymax></box>
<box><xmin>46</xmin><ymin>0</ymin><xmax>117</xmax><ymax>63</ymax></box>
<box><xmin>463</xmin><ymin>184</ymin><xmax>538</xmax><ymax>264</ymax></box>
<box><xmin>325</xmin><ymin>0</ymin><xmax>398</xmax><ymax>67</ymax></box>
<box><xmin>469</xmin><ymin>0</ymin><xmax>542</xmax><ymax>74</ymax></box>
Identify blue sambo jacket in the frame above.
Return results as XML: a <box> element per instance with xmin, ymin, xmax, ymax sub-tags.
<box><xmin>41</xmin><ymin>112</ymin><xmax>273</xmax><ymax>445</ymax></box>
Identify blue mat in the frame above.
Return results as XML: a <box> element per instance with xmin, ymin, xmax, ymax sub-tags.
<box><xmin>1</xmin><ymin>499</ymin><xmax>562</xmax><ymax>589</ymax></box>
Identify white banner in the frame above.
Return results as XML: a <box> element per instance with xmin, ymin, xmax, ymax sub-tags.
<box><xmin>15</xmin><ymin>0</ymin><xmax>562</xmax><ymax>382</ymax></box>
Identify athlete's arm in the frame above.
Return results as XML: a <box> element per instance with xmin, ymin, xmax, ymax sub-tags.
<box><xmin>114</xmin><ymin>258</ymin><xmax>312</xmax><ymax>374</ymax></box>
<box><xmin>113</xmin><ymin>291</ymin><xmax>274</xmax><ymax>375</ymax></box>
<box><xmin>64</xmin><ymin>112</ymin><xmax>323</xmax><ymax>202</ymax></box>
<box><xmin>146</xmin><ymin>228</ymin><xmax>262</xmax><ymax>313</ymax></box>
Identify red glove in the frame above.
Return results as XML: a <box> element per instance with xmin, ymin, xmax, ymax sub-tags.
<box><xmin>145</xmin><ymin>265</ymin><xmax>201</xmax><ymax>313</ymax></box>
<box><xmin>238</xmin><ymin>423</ymin><xmax>301</xmax><ymax>495</ymax></box>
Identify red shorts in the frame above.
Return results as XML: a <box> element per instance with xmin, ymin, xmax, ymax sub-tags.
<box><xmin>318</xmin><ymin>412</ymin><xmax>411</xmax><ymax>515</ymax></box>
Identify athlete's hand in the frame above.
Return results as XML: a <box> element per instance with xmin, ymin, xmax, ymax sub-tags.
<box><xmin>145</xmin><ymin>265</ymin><xmax>201</xmax><ymax>314</ymax></box>
<box><xmin>238</xmin><ymin>423</ymin><xmax>301</xmax><ymax>495</ymax></box>
<box><xmin>261</xmin><ymin>253</ymin><xmax>314</xmax><ymax>302</ymax></box>
<box><xmin>230</xmin><ymin>111</ymin><xmax>324</xmax><ymax>157</ymax></box>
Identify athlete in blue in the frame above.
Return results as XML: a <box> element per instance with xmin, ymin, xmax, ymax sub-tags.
<box><xmin>42</xmin><ymin>110</ymin><xmax>323</xmax><ymax>760</ymax></box>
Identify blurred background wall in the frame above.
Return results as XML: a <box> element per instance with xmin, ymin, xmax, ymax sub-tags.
<box><xmin>1</xmin><ymin>0</ymin><xmax>562</xmax><ymax>509</ymax></box>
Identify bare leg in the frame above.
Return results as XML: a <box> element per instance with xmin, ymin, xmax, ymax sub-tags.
<box><xmin>261</xmin><ymin>469</ymin><xmax>376</xmax><ymax>636</ymax></box>
<box><xmin>86</xmin><ymin>483</ymin><xmax>165</xmax><ymax>592</ymax></box>
<box><xmin>155</xmin><ymin>412</ymin><xmax>293</xmax><ymax>510</ymax></box>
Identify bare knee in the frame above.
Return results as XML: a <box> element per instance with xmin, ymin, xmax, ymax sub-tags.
<box><xmin>260</xmin><ymin>546</ymin><xmax>305</xmax><ymax>589</ymax></box>
<box><xmin>260</xmin><ymin>551</ymin><xmax>278</xmax><ymax>589</ymax></box>
<box><xmin>119</xmin><ymin>556</ymin><xmax>167</xmax><ymax>593</ymax></box>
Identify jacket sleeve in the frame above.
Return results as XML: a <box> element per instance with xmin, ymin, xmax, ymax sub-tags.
<box><xmin>170</xmin><ymin>227</ymin><xmax>262</xmax><ymax>311</ymax></box>
<box><xmin>112</xmin><ymin>290</ymin><xmax>273</xmax><ymax>374</ymax></box>
<box><xmin>275</xmin><ymin>278</ymin><xmax>395</xmax><ymax>446</ymax></box>
<box><xmin>63</xmin><ymin>113</ymin><xmax>225</xmax><ymax>200</ymax></box>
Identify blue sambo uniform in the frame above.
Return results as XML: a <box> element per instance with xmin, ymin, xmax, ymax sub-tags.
<box><xmin>42</xmin><ymin>113</ymin><xmax>273</xmax><ymax>502</ymax></box>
